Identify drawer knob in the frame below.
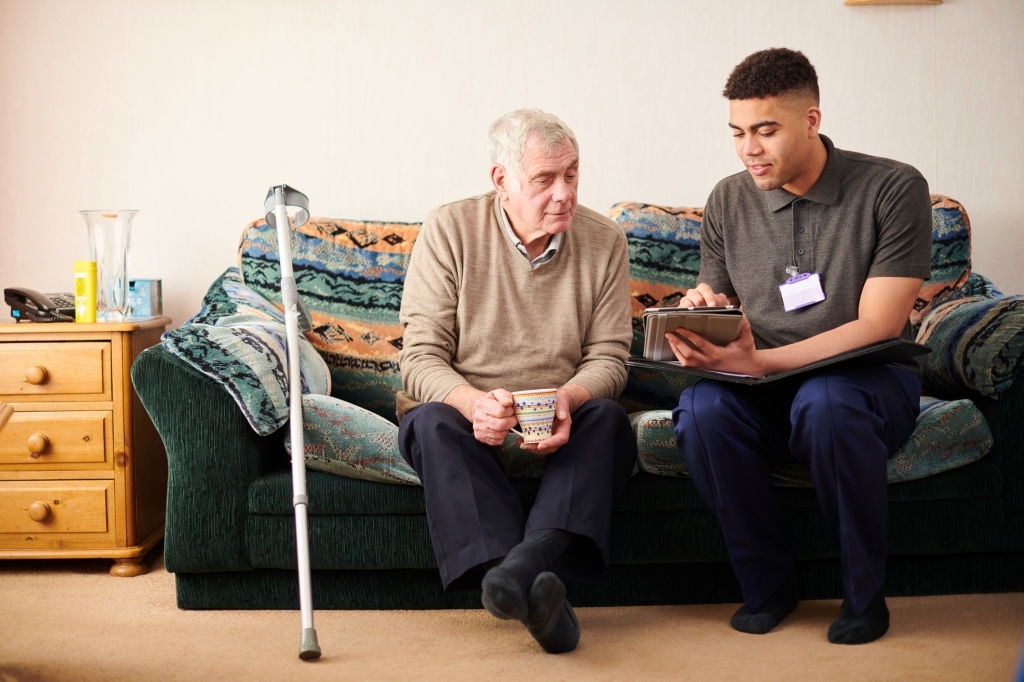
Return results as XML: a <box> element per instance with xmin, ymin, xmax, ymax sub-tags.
<box><xmin>27</xmin><ymin>433</ymin><xmax>50</xmax><ymax>456</ymax></box>
<box><xmin>28</xmin><ymin>501</ymin><xmax>51</xmax><ymax>522</ymax></box>
<box><xmin>25</xmin><ymin>365</ymin><xmax>49</xmax><ymax>385</ymax></box>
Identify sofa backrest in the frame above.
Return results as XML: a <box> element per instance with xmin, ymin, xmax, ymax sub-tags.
<box><xmin>238</xmin><ymin>217</ymin><xmax>421</xmax><ymax>422</ymax></box>
<box><xmin>236</xmin><ymin>194</ymin><xmax>975</xmax><ymax>421</ymax></box>
<box><xmin>611</xmin><ymin>194</ymin><xmax>975</xmax><ymax>358</ymax></box>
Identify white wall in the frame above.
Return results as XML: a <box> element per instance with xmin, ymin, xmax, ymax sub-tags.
<box><xmin>2</xmin><ymin>0</ymin><xmax>1021</xmax><ymax>328</ymax></box>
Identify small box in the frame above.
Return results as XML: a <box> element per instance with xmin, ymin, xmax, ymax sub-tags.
<box><xmin>128</xmin><ymin>279</ymin><xmax>163</xmax><ymax>318</ymax></box>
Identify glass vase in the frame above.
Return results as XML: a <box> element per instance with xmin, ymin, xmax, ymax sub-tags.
<box><xmin>80</xmin><ymin>209</ymin><xmax>137</xmax><ymax>322</ymax></box>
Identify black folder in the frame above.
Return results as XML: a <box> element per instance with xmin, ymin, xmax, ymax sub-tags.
<box><xmin>627</xmin><ymin>338</ymin><xmax>931</xmax><ymax>385</ymax></box>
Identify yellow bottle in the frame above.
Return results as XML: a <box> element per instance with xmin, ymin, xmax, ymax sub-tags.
<box><xmin>74</xmin><ymin>260</ymin><xmax>97</xmax><ymax>323</ymax></box>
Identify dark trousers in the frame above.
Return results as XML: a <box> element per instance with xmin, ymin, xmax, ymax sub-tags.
<box><xmin>672</xmin><ymin>365</ymin><xmax>921</xmax><ymax>614</ymax></box>
<box><xmin>399</xmin><ymin>398</ymin><xmax>636</xmax><ymax>590</ymax></box>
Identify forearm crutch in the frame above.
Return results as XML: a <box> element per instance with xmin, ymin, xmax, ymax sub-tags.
<box><xmin>264</xmin><ymin>184</ymin><xmax>321</xmax><ymax>661</ymax></box>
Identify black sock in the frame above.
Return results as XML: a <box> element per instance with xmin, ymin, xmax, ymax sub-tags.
<box><xmin>481</xmin><ymin>529</ymin><xmax>571</xmax><ymax>621</ymax></box>
<box><xmin>828</xmin><ymin>588</ymin><xmax>889</xmax><ymax>644</ymax></box>
<box><xmin>730</xmin><ymin>576</ymin><xmax>799</xmax><ymax>635</ymax></box>
<box><xmin>524</xmin><ymin>571</ymin><xmax>580</xmax><ymax>654</ymax></box>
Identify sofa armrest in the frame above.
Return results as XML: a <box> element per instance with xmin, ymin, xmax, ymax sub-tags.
<box><xmin>131</xmin><ymin>344</ymin><xmax>285</xmax><ymax>573</ymax></box>
<box><xmin>974</xmin><ymin>373</ymin><xmax>1024</xmax><ymax>549</ymax></box>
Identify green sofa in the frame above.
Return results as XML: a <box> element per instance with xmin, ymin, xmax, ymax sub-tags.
<box><xmin>131</xmin><ymin>195</ymin><xmax>1024</xmax><ymax>610</ymax></box>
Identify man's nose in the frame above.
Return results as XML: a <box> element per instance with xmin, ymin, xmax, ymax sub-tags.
<box><xmin>552</xmin><ymin>178</ymin><xmax>575</xmax><ymax>202</ymax></box>
<box><xmin>741</xmin><ymin>135</ymin><xmax>763</xmax><ymax>157</ymax></box>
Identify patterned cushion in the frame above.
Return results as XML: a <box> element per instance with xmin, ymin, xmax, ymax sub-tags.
<box><xmin>916</xmin><ymin>295</ymin><xmax>1024</xmax><ymax>399</ymax></box>
<box><xmin>631</xmin><ymin>395</ymin><xmax>993</xmax><ymax>485</ymax></box>
<box><xmin>293</xmin><ymin>394</ymin><xmax>418</xmax><ymax>485</ymax></box>
<box><xmin>910</xmin><ymin>195</ymin><xmax>974</xmax><ymax>327</ymax></box>
<box><xmin>291</xmin><ymin>394</ymin><xmax>550</xmax><ymax>483</ymax></box>
<box><xmin>161</xmin><ymin>269</ymin><xmax>331</xmax><ymax>436</ymax></box>
<box><xmin>238</xmin><ymin>217</ymin><xmax>421</xmax><ymax>424</ymax></box>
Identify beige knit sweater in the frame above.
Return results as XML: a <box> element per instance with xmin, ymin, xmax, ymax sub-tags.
<box><xmin>396</xmin><ymin>191</ymin><xmax>632</xmax><ymax>418</ymax></box>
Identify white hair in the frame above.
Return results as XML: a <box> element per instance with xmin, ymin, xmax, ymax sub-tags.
<box><xmin>488</xmin><ymin>109</ymin><xmax>579</xmax><ymax>187</ymax></box>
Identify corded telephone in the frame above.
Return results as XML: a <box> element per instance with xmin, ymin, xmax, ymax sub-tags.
<box><xmin>4</xmin><ymin>287</ymin><xmax>76</xmax><ymax>322</ymax></box>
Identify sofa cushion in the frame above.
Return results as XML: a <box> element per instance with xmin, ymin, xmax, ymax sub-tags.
<box><xmin>916</xmin><ymin>295</ymin><xmax>1024</xmax><ymax>399</ymax></box>
<box><xmin>161</xmin><ymin>269</ymin><xmax>331</xmax><ymax>436</ymax></box>
<box><xmin>238</xmin><ymin>217</ymin><xmax>421</xmax><ymax>424</ymax></box>
<box><xmin>292</xmin><ymin>394</ymin><xmax>548</xmax><ymax>484</ymax></box>
<box><xmin>294</xmin><ymin>393</ymin><xmax>420</xmax><ymax>485</ymax></box>
<box><xmin>631</xmin><ymin>395</ymin><xmax>992</xmax><ymax>485</ymax></box>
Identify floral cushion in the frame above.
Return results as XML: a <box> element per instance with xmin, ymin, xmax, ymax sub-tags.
<box><xmin>161</xmin><ymin>269</ymin><xmax>331</xmax><ymax>436</ymax></box>
<box><xmin>238</xmin><ymin>217</ymin><xmax>420</xmax><ymax>424</ymax></box>
<box><xmin>631</xmin><ymin>395</ymin><xmax>993</xmax><ymax>485</ymax></box>
<box><xmin>916</xmin><ymin>295</ymin><xmax>1024</xmax><ymax>399</ymax></box>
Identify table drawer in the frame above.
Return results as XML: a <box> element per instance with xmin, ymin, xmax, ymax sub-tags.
<box><xmin>0</xmin><ymin>411</ymin><xmax>111</xmax><ymax>467</ymax></box>
<box><xmin>0</xmin><ymin>480</ymin><xmax>113</xmax><ymax>535</ymax></box>
<box><xmin>0</xmin><ymin>341</ymin><xmax>110</xmax><ymax>400</ymax></box>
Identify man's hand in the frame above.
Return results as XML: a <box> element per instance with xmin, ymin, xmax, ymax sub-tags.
<box><xmin>447</xmin><ymin>383</ymin><xmax>590</xmax><ymax>453</ymax></box>
<box><xmin>666</xmin><ymin>315</ymin><xmax>765</xmax><ymax>377</ymax></box>
<box><xmin>678</xmin><ymin>283</ymin><xmax>733</xmax><ymax>308</ymax></box>
<box><xmin>468</xmin><ymin>389</ymin><xmax>519</xmax><ymax>446</ymax></box>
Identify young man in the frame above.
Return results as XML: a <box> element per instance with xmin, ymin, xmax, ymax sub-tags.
<box><xmin>668</xmin><ymin>48</ymin><xmax>932</xmax><ymax>644</ymax></box>
<box><xmin>397</xmin><ymin>109</ymin><xmax>636</xmax><ymax>653</ymax></box>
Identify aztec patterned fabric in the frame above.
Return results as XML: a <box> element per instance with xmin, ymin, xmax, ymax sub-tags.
<box><xmin>611</xmin><ymin>202</ymin><xmax>704</xmax><ymax>411</ymax></box>
<box><xmin>610</xmin><ymin>202</ymin><xmax>703</xmax><ymax>358</ymax></box>
<box><xmin>916</xmin><ymin>295</ymin><xmax>1024</xmax><ymax>399</ymax></box>
<box><xmin>238</xmin><ymin>217</ymin><xmax>421</xmax><ymax>424</ymax></box>
<box><xmin>911</xmin><ymin>195</ymin><xmax>974</xmax><ymax>328</ymax></box>
<box><xmin>630</xmin><ymin>394</ymin><xmax>993</xmax><ymax>486</ymax></box>
<box><xmin>161</xmin><ymin>269</ymin><xmax>331</xmax><ymax>436</ymax></box>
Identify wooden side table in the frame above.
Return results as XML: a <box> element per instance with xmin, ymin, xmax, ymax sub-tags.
<box><xmin>0</xmin><ymin>317</ymin><xmax>171</xmax><ymax>576</ymax></box>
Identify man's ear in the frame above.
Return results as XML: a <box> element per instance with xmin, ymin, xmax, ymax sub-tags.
<box><xmin>806</xmin><ymin>106</ymin><xmax>822</xmax><ymax>137</ymax></box>
<box><xmin>490</xmin><ymin>164</ymin><xmax>506</xmax><ymax>195</ymax></box>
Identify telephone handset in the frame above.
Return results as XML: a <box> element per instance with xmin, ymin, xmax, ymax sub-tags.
<box><xmin>4</xmin><ymin>287</ymin><xmax>76</xmax><ymax>322</ymax></box>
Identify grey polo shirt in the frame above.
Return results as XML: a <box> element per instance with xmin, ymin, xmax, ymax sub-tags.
<box><xmin>698</xmin><ymin>135</ymin><xmax>932</xmax><ymax>350</ymax></box>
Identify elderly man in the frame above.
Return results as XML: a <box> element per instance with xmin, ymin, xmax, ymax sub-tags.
<box><xmin>397</xmin><ymin>108</ymin><xmax>636</xmax><ymax>654</ymax></box>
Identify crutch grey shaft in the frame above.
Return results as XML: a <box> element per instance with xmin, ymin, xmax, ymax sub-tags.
<box><xmin>264</xmin><ymin>184</ymin><xmax>321</xmax><ymax>661</ymax></box>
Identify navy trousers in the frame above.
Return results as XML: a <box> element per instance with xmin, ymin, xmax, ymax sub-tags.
<box><xmin>399</xmin><ymin>398</ymin><xmax>636</xmax><ymax>590</ymax></box>
<box><xmin>672</xmin><ymin>364</ymin><xmax>921</xmax><ymax>614</ymax></box>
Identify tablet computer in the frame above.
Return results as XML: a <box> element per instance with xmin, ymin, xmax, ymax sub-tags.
<box><xmin>642</xmin><ymin>306</ymin><xmax>743</xmax><ymax>361</ymax></box>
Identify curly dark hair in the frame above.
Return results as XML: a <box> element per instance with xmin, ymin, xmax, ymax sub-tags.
<box><xmin>723</xmin><ymin>48</ymin><xmax>819</xmax><ymax>102</ymax></box>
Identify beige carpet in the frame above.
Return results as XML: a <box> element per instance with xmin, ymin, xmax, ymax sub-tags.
<box><xmin>1</xmin><ymin>553</ymin><xmax>1022</xmax><ymax>682</ymax></box>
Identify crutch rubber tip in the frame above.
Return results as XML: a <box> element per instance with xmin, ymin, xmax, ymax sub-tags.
<box><xmin>299</xmin><ymin>628</ymin><xmax>321</xmax><ymax>660</ymax></box>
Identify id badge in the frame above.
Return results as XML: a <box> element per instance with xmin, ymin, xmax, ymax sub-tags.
<box><xmin>779</xmin><ymin>272</ymin><xmax>826</xmax><ymax>312</ymax></box>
